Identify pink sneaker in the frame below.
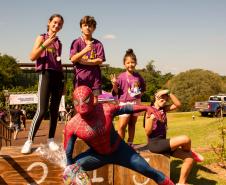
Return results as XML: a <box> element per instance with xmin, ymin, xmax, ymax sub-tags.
<box><xmin>159</xmin><ymin>177</ymin><xmax>175</xmax><ymax>185</ymax></box>
<box><xmin>191</xmin><ymin>150</ymin><xmax>204</xmax><ymax>162</ymax></box>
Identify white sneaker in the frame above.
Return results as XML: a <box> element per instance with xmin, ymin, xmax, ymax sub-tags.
<box><xmin>21</xmin><ymin>140</ymin><xmax>32</xmax><ymax>154</ymax></box>
<box><xmin>48</xmin><ymin>138</ymin><xmax>59</xmax><ymax>151</ymax></box>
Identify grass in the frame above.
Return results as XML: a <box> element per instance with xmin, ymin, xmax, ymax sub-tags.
<box><xmin>114</xmin><ymin>111</ymin><xmax>226</xmax><ymax>185</ymax></box>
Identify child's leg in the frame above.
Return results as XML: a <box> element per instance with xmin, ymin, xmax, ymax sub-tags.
<box><xmin>118</xmin><ymin>115</ymin><xmax>130</xmax><ymax>139</ymax></box>
<box><xmin>14</xmin><ymin>130</ymin><xmax>19</xmax><ymax>140</ymax></box>
<box><xmin>49</xmin><ymin>71</ymin><xmax>64</xmax><ymax>139</ymax></box>
<box><xmin>170</xmin><ymin>135</ymin><xmax>191</xmax><ymax>151</ymax></box>
<box><xmin>172</xmin><ymin>148</ymin><xmax>194</xmax><ymax>184</ymax></box>
<box><xmin>28</xmin><ymin>72</ymin><xmax>51</xmax><ymax>141</ymax></box>
<box><xmin>127</xmin><ymin>115</ymin><xmax>138</xmax><ymax>144</ymax></box>
<box><xmin>13</xmin><ymin>122</ymin><xmax>20</xmax><ymax>140</ymax></box>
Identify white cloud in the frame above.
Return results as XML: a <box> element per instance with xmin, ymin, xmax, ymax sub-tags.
<box><xmin>102</xmin><ymin>34</ymin><xmax>116</xmax><ymax>40</ymax></box>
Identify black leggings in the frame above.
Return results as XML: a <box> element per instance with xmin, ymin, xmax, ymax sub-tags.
<box><xmin>28</xmin><ymin>70</ymin><xmax>64</xmax><ymax>141</ymax></box>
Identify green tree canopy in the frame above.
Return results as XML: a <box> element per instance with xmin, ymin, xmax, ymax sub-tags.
<box><xmin>0</xmin><ymin>54</ymin><xmax>22</xmax><ymax>89</ymax></box>
<box><xmin>139</xmin><ymin>60</ymin><xmax>173</xmax><ymax>102</ymax></box>
<box><xmin>168</xmin><ymin>69</ymin><xmax>226</xmax><ymax>111</ymax></box>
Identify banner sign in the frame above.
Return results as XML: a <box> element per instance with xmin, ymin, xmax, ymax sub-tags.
<box><xmin>9</xmin><ymin>94</ymin><xmax>38</xmax><ymax>105</ymax></box>
<box><xmin>9</xmin><ymin>94</ymin><xmax>65</xmax><ymax>111</ymax></box>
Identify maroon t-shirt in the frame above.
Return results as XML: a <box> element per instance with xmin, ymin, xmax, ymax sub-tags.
<box><xmin>114</xmin><ymin>72</ymin><xmax>146</xmax><ymax>102</ymax></box>
<box><xmin>148</xmin><ymin>106</ymin><xmax>167</xmax><ymax>139</ymax></box>
<box><xmin>70</xmin><ymin>37</ymin><xmax>106</xmax><ymax>90</ymax></box>
<box><xmin>35</xmin><ymin>33</ymin><xmax>62</xmax><ymax>72</ymax></box>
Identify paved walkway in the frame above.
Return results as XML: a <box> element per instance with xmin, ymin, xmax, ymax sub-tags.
<box><xmin>11</xmin><ymin>120</ymin><xmax>65</xmax><ymax>147</ymax></box>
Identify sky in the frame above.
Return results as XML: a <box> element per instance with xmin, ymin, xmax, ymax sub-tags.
<box><xmin>1</xmin><ymin>0</ymin><xmax>226</xmax><ymax>75</ymax></box>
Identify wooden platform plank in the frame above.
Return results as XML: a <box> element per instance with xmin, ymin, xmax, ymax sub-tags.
<box><xmin>0</xmin><ymin>141</ymin><xmax>170</xmax><ymax>185</ymax></box>
<box><xmin>114</xmin><ymin>151</ymin><xmax>170</xmax><ymax>185</ymax></box>
<box><xmin>0</xmin><ymin>146</ymin><xmax>63</xmax><ymax>185</ymax></box>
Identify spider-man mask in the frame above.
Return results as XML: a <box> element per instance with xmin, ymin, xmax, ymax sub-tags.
<box><xmin>73</xmin><ymin>86</ymin><xmax>94</xmax><ymax>116</ymax></box>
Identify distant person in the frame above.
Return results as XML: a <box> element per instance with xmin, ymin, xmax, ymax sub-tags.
<box><xmin>21</xmin><ymin>14</ymin><xmax>64</xmax><ymax>154</ymax></box>
<box><xmin>21</xmin><ymin>107</ymin><xmax>27</xmax><ymax>130</ymax></box>
<box><xmin>111</xmin><ymin>49</ymin><xmax>146</xmax><ymax>147</ymax></box>
<box><xmin>0</xmin><ymin>108</ymin><xmax>7</xmax><ymax>124</ymax></box>
<box><xmin>10</xmin><ymin>105</ymin><xmax>23</xmax><ymax>140</ymax></box>
<box><xmin>144</xmin><ymin>89</ymin><xmax>204</xmax><ymax>185</ymax></box>
<box><xmin>70</xmin><ymin>15</ymin><xmax>106</xmax><ymax>105</ymax></box>
<box><xmin>59</xmin><ymin>110</ymin><xmax>66</xmax><ymax>124</ymax></box>
<box><xmin>66</xmin><ymin>106</ymin><xmax>74</xmax><ymax>123</ymax></box>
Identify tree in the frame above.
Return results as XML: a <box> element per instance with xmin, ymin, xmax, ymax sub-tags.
<box><xmin>0</xmin><ymin>54</ymin><xmax>22</xmax><ymax>89</ymax></box>
<box><xmin>139</xmin><ymin>60</ymin><xmax>173</xmax><ymax>102</ymax></box>
<box><xmin>168</xmin><ymin>69</ymin><xmax>226</xmax><ymax>111</ymax></box>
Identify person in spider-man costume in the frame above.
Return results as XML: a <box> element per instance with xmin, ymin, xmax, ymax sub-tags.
<box><xmin>63</xmin><ymin>85</ymin><xmax>174</xmax><ymax>185</ymax></box>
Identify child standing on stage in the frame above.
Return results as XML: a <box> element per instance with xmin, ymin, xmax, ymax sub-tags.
<box><xmin>111</xmin><ymin>49</ymin><xmax>146</xmax><ymax>146</ymax></box>
<box><xmin>21</xmin><ymin>14</ymin><xmax>64</xmax><ymax>154</ymax></box>
<box><xmin>70</xmin><ymin>15</ymin><xmax>106</xmax><ymax>104</ymax></box>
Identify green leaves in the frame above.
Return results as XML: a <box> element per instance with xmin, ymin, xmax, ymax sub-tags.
<box><xmin>0</xmin><ymin>54</ymin><xmax>22</xmax><ymax>89</ymax></box>
<box><xmin>168</xmin><ymin>69</ymin><xmax>226</xmax><ymax>111</ymax></box>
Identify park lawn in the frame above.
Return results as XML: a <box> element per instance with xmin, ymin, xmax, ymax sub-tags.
<box><xmin>114</xmin><ymin>111</ymin><xmax>226</xmax><ymax>185</ymax></box>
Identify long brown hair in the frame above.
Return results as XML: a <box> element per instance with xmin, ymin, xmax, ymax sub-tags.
<box><xmin>47</xmin><ymin>14</ymin><xmax>64</xmax><ymax>31</ymax></box>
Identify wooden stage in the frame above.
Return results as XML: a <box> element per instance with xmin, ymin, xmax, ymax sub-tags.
<box><xmin>0</xmin><ymin>121</ymin><xmax>170</xmax><ymax>185</ymax></box>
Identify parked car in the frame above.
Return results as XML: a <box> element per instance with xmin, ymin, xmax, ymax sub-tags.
<box><xmin>194</xmin><ymin>94</ymin><xmax>226</xmax><ymax>117</ymax></box>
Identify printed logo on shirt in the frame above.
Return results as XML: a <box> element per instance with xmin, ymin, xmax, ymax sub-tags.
<box><xmin>128</xmin><ymin>80</ymin><xmax>141</xmax><ymax>97</ymax></box>
<box><xmin>82</xmin><ymin>49</ymin><xmax>97</xmax><ymax>60</ymax></box>
<box><xmin>47</xmin><ymin>47</ymin><xmax>56</xmax><ymax>53</ymax></box>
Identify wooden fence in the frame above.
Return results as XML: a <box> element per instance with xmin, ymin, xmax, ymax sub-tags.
<box><xmin>0</xmin><ymin>120</ymin><xmax>12</xmax><ymax>150</ymax></box>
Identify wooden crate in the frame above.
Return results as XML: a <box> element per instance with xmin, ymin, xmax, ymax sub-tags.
<box><xmin>0</xmin><ymin>141</ymin><xmax>169</xmax><ymax>185</ymax></box>
<box><xmin>0</xmin><ymin>146</ymin><xmax>63</xmax><ymax>185</ymax></box>
<box><xmin>113</xmin><ymin>145</ymin><xmax>170</xmax><ymax>185</ymax></box>
<box><xmin>74</xmin><ymin>141</ymin><xmax>170</xmax><ymax>185</ymax></box>
<box><xmin>73</xmin><ymin>139</ymin><xmax>113</xmax><ymax>185</ymax></box>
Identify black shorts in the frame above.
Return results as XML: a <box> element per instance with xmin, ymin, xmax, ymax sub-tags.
<box><xmin>148</xmin><ymin>136</ymin><xmax>174</xmax><ymax>155</ymax></box>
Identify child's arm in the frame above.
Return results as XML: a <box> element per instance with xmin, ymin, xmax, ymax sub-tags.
<box><xmin>30</xmin><ymin>33</ymin><xmax>56</xmax><ymax>61</ymax></box>
<box><xmin>70</xmin><ymin>41</ymin><xmax>93</xmax><ymax>63</ymax></box>
<box><xmin>110</xmin><ymin>74</ymin><xmax>119</xmax><ymax>95</ymax></box>
<box><xmin>165</xmin><ymin>93</ymin><xmax>181</xmax><ymax>112</ymax></box>
<box><xmin>144</xmin><ymin>115</ymin><xmax>155</xmax><ymax>136</ymax></box>
<box><xmin>79</xmin><ymin>58</ymin><xmax>103</xmax><ymax>65</ymax></box>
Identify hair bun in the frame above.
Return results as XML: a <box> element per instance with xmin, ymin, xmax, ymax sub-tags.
<box><xmin>126</xmin><ymin>48</ymin><xmax>134</xmax><ymax>54</ymax></box>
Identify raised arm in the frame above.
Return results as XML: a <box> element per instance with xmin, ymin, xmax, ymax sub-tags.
<box><xmin>70</xmin><ymin>41</ymin><xmax>93</xmax><ymax>64</ymax></box>
<box><xmin>144</xmin><ymin>114</ymin><xmax>155</xmax><ymax>136</ymax></box>
<box><xmin>110</xmin><ymin>74</ymin><xmax>119</xmax><ymax>95</ymax></box>
<box><xmin>166</xmin><ymin>92</ymin><xmax>181</xmax><ymax>111</ymax></box>
<box><xmin>70</xmin><ymin>44</ymin><xmax>91</xmax><ymax>63</ymax></box>
<box><xmin>30</xmin><ymin>33</ymin><xmax>57</xmax><ymax>61</ymax></box>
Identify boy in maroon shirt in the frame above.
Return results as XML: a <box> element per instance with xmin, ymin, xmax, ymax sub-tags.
<box><xmin>70</xmin><ymin>15</ymin><xmax>106</xmax><ymax>104</ymax></box>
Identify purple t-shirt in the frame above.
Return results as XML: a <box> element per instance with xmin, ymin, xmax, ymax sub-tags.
<box><xmin>36</xmin><ymin>33</ymin><xmax>62</xmax><ymax>72</ymax></box>
<box><xmin>148</xmin><ymin>106</ymin><xmax>167</xmax><ymax>139</ymax></box>
<box><xmin>114</xmin><ymin>72</ymin><xmax>145</xmax><ymax>102</ymax></box>
<box><xmin>70</xmin><ymin>37</ymin><xmax>106</xmax><ymax>90</ymax></box>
